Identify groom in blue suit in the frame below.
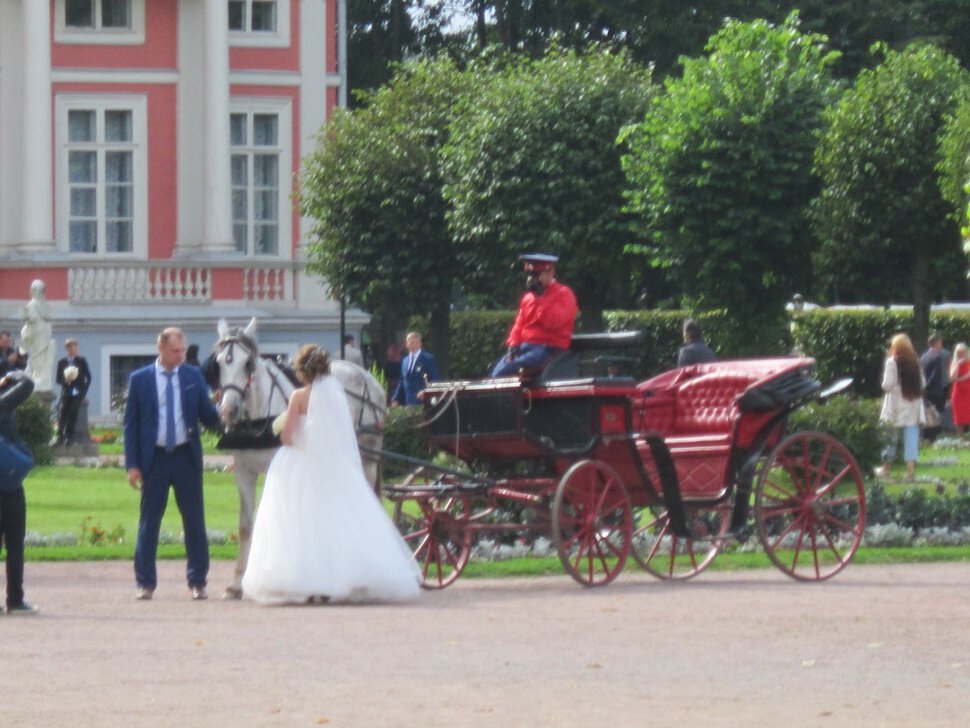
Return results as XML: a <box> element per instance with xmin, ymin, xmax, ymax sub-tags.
<box><xmin>125</xmin><ymin>327</ymin><xmax>220</xmax><ymax>600</ymax></box>
<box><xmin>391</xmin><ymin>332</ymin><xmax>439</xmax><ymax>406</ymax></box>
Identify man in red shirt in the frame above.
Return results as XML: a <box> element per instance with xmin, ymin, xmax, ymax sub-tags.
<box><xmin>491</xmin><ymin>254</ymin><xmax>578</xmax><ymax>378</ymax></box>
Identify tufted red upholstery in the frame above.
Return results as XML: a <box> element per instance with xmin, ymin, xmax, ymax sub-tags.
<box><xmin>636</xmin><ymin>368</ymin><xmax>764</xmax><ymax>496</ymax></box>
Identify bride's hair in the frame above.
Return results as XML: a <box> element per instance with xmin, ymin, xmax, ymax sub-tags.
<box><xmin>294</xmin><ymin>344</ymin><xmax>331</xmax><ymax>382</ymax></box>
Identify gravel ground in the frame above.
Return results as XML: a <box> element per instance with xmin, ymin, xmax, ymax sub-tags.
<box><xmin>2</xmin><ymin>560</ymin><xmax>970</xmax><ymax>727</ymax></box>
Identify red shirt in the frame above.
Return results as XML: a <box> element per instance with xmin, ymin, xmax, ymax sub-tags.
<box><xmin>506</xmin><ymin>280</ymin><xmax>578</xmax><ymax>350</ymax></box>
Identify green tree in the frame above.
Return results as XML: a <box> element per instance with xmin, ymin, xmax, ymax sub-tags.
<box><xmin>300</xmin><ymin>57</ymin><xmax>470</xmax><ymax>374</ymax></box>
<box><xmin>938</xmin><ymin>99</ymin><xmax>970</xmax><ymax>229</ymax></box>
<box><xmin>620</xmin><ymin>14</ymin><xmax>838</xmax><ymax>354</ymax></box>
<box><xmin>813</xmin><ymin>43</ymin><xmax>970</xmax><ymax>347</ymax></box>
<box><xmin>442</xmin><ymin>46</ymin><xmax>655</xmax><ymax>329</ymax></box>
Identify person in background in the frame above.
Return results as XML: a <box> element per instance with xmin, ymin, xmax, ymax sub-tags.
<box><xmin>0</xmin><ymin>369</ymin><xmax>38</xmax><ymax>614</ymax></box>
<box><xmin>920</xmin><ymin>332</ymin><xmax>949</xmax><ymax>443</ymax></box>
<box><xmin>338</xmin><ymin>334</ymin><xmax>364</xmax><ymax>367</ymax></box>
<box><xmin>391</xmin><ymin>332</ymin><xmax>438</xmax><ymax>407</ymax></box>
<box><xmin>677</xmin><ymin>318</ymin><xmax>717</xmax><ymax>367</ymax></box>
<box><xmin>0</xmin><ymin>331</ymin><xmax>27</xmax><ymax>377</ymax></box>
<box><xmin>184</xmin><ymin>344</ymin><xmax>202</xmax><ymax>368</ymax></box>
<box><xmin>490</xmin><ymin>254</ymin><xmax>578</xmax><ymax>378</ymax></box>
<box><xmin>876</xmin><ymin>333</ymin><xmax>924</xmax><ymax>482</ymax></box>
<box><xmin>950</xmin><ymin>343</ymin><xmax>970</xmax><ymax>443</ymax></box>
<box><xmin>55</xmin><ymin>338</ymin><xmax>92</xmax><ymax>446</ymax></box>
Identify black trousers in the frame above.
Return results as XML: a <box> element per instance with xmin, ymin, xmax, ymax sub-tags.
<box><xmin>59</xmin><ymin>394</ymin><xmax>82</xmax><ymax>442</ymax></box>
<box><xmin>0</xmin><ymin>486</ymin><xmax>26</xmax><ymax>607</ymax></box>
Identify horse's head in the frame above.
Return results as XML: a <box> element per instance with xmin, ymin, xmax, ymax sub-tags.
<box><xmin>214</xmin><ymin>317</ymin><xmax>259</xmax><ymax>428</ymax></box>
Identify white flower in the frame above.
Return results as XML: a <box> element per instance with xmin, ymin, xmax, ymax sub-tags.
<box><xmin>63</xmin><ymin>365</ymin><xmax>79</xmax><ymax>384</ymax></box>
<box><xmin>271</xmin><ymin>411</ymin><xmax>288</xmax><ymax>436</ymax></box>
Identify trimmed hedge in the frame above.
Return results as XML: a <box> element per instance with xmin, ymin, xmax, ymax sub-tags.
<box><xmin>792</xmin><ymin>309</ymin><xmax>970</xmax><ymax>398</ymax></box>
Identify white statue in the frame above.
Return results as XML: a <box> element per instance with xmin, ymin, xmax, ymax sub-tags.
<box><xmin>21</xmin><ymin>278</ymin><xmax>53</xmax><ymax>392</ymax></box>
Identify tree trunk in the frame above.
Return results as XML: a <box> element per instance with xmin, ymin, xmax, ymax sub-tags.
<box><xmin>912</xmin><ymin>246</ymin><xmax>931</xmax><ymax>353</ymax></box>
<box><xmin>473</xmin><ymin>0</ymin><xmax>488</xmax><ymax>47</ymax></box>
<box><xmin>428</xmin><ymin>297</ymin><xmax>451</xmax><ymax>380</ymax></box>
<box><xmin>390</xmin><ymin>0</ymin><xmax>404</xmax><ymax>62</ymax></box>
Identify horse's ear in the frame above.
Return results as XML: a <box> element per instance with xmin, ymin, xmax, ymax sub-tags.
<box><xmin>217</xmin><ymin>318</ymin><xmax>229</xmax><ymax>338</ymax></box>
<box><xmin>244</xmin><ymin>316</ymin><xmax>258</xmax><ymax>342</ymax></box>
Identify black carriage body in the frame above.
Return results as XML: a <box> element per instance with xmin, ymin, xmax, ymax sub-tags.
<box><xmin>423</xmin><ymin>378</ymin><xmax>643</xmax><ymax>475</ymax></box>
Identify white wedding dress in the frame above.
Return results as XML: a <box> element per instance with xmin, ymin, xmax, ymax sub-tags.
<box><xmin>242</xmin><ymin>375</ymin><xmax>420</xmax><ymax>604</ymax></box>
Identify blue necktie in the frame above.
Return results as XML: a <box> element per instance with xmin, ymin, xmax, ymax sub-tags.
<box><xmin>164</xmin><ymin>370</ymin><xmax>176</xmax><ymax>452</ymax></box>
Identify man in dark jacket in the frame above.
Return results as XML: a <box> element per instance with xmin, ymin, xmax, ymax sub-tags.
<box><xmin>0</xmin><ymin>370</ymin><xmax>38</xmax><ymax>614</ymax></box>
<box><xmin>55</xmin><ymin>338</ymin><xmax>92</xmax><ymax>445</ymax></box>
<box><xmin>677</xmin><ymin>319</ymin><xmax>717</xmax><ymax>367</ymax></box>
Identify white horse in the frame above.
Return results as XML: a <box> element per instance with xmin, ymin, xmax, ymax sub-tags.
<box><xmin>212</xmin><ymin>317</ymin><xmax>387</xmax><ymax>599</ymax></box>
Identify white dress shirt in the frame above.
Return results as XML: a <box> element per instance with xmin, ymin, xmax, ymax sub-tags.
<box><xmin>154</xmin><ymin>361</ymin><xmax>188</xmax><ymax>447</ymax></box>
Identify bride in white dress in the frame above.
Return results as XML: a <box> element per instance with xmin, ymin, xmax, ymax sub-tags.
<box><xmin>242</xmin><ymin>345</ymin><xmax>420</xmax><ymax>604</ymax></box>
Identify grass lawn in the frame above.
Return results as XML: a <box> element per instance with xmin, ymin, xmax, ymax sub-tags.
<box><xmin>17</xmin><ymin>440</ymin><xmax>970</xmax><ymax>572</ymax></box>
<box><xmin>23</xmin><ymin>465</ymin><xmax>257</xmax><ymax>549</ymax></box>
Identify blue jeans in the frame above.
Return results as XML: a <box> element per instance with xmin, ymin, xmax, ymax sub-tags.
<box><xmin>882</xmin><ymin>424</ymin><xmax>919</xmax><ymax>464</ymax></box>
<box><xmin>491</xmin><ymin>343</ymin><xmax>562</xmax><ymax>378</ymax></box>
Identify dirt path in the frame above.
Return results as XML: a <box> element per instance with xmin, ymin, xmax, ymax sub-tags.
<box><xmin>2</xmin><ymin>560</ymin><xmax>970</xmax><ymax>727</ymax></box>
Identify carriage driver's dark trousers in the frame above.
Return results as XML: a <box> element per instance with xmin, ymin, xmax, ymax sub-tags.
<box><xmin>134</xmin><ymin>445</ymin><xmax>209</xmax><ymax>590</ymax></box>
<box><xmin>0</xmin><ymin>486</ymin><xmax>27</xmax><ymax>608</ymax></box>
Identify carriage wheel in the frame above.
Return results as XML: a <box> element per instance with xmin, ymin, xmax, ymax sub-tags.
<box><xmin>391</xmin><ymin>467</ymin><xmax>472</xmax><ymax>589</ymax></box>
<box><xmin>754</xmin><ymin>431</ymin><xmax>865</xmax><ymax>581</ymax></box>
<box><xmin>551</xmin><ymin>460</ymin><xmax>632</xmax><ymax>587</ymax></box>
<box><xmin>631</xmin><ymin>502</ymin><xmax>731</xmax><ymax>580</ymax></box>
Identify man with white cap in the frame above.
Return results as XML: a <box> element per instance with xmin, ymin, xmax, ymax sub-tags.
<box><xmin>491</xmin><ymin>254</ymin><xmax>578</xmax><ymax>378</ymax></box>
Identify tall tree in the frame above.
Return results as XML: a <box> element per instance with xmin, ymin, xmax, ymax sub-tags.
<box><xmin>442</xmin><ymin>46</ymin><xmax>655</xmax><ymax>330</ymax></box>
<box><xmin>813</xmin><ymin>43</ymin><xmax>970</xmax><ymax>348</ymax></box>
<box><xmin>620</xmin><ymin>14</ymin><xmax>838</xmax><ymax>354</ymax></box>
<box><xmin>300</xmin><ymin>58</ymin><xmax>471</xmax><ymax>373</ymax></box>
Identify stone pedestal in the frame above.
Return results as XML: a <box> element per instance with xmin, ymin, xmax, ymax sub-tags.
<box><xmin>51</xmin><ymin>399</ymin><xmax>100</xmax><ymax>458</ymax></box>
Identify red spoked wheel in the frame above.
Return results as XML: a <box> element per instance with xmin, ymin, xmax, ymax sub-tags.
<box><xmin>551</xmin><ymin>460</ymin><xmax>632</xmax><ymax>587</ymax></box>
<box><xmin>755</xmin><ymin>431</ymin><xmax>865</xmax><ymax>581</ymax></box>
<box><xmin>631</xmin><ymin>502</ymin><xmax>731</xmax><ymax>580</ymax></box>
<box><xmin>391</xmin><ymin>467</ymin><xmax>472</xmax><ymax>589</ymax></box>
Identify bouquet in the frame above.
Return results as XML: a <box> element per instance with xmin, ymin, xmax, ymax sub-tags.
<box><xmin>63</xmin><ymin>365</ymin><xmax>79</xmax><ymax>384</ymax></box>
<box><xmin>271</xmin><ymin>411</ymin><xmax>288</xmax><ymax>436</ymax></box>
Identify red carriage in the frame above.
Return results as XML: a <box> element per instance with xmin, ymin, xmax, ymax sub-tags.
<box><xmin>383</xmin><ymin>333</ymin><xmax>865</xmax><ymax>588</ymax></box>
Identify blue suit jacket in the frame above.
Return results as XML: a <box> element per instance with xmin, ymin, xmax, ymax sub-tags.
<box><xmin>124</xmin><ymin>363</ymin><xmax>220</xmax><ymax>474</ymax></box>
<box><xmin>392</xmin><ymin>350</ymin><xmax>438</xmax><ymax>406</ymax></box>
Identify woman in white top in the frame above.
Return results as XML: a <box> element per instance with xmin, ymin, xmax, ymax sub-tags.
<box><xmin>875</xmin><ymin>333</ymin><xmax>925</xmax><ymax>482</ymax></box>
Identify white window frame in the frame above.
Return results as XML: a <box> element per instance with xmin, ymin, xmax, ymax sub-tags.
<box><xmin>230</xmin><ymin>97</ymin><xmax>292</xmax><ymax>259</ymax></box>
<box><xmin>55</xmin><ymin>94</ymin><xmax>149</xmax><ymax>259</ymax></box>
<box><xmin>228</xmin><ymin>0</ymin><xmax>291</xmax><ymax>48</ymax></box>
<box><xmin>55</xmin><ymin>0</ymin><xmax>146</xmax><ymax>45</ymax></box>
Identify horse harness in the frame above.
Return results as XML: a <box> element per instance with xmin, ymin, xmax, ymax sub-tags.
<box><xmin>215</xmin><ymin>332</ymin><xmax>385</xmax><ymax>438</ymax></box>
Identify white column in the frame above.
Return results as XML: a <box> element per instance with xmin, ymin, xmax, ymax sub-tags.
<box><xmin>20</xmin><ymin>0</ymin><xmax>54</xmax><ymax>250</ymax></box>
<box><xmin>203</xmin><ymin>0</ymin><xmax>235</xmax><ymax>253</ymax></box>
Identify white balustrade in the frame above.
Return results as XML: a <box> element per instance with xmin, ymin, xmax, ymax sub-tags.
<box><xmin>67</xmin><ymin>263</ymin><xmax>295</xmax><ymax>303</ymax></box>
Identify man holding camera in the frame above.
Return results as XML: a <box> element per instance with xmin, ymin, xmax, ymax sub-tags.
<box><xmin>491</xmin><ymin>254</ymin><xmax>578</xmax><ymax>378</ymax></box>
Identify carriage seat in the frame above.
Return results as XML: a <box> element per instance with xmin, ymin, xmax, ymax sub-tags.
<box><xmin>637</xmin><ymin>368</ymin><xmax>763</xmax><ymax>495</ymax></box>
<box><xmin>531</xmin><ymin>331</ymin><xmax>645</xmax><ymax>383</ymax></box>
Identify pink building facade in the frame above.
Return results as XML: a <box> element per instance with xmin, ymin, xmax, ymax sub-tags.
<box><xmin>0</xmin><ymin>0</ymin><xmax>362</xmax><ymax>421</ymax></box>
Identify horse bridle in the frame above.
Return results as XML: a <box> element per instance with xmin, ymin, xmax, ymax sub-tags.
<box><xmin>215</xmin><ymin>332</ymin><xmax>259</xmax><ymax>401</ymax></box>
<box><xmin>214</xmin><ymin>332</ymin><xmax>291</xmax><ymax>429</ymax></box>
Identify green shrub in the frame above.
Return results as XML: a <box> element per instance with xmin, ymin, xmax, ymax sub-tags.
<box><xmin>16</xmin><ymin>394</ymin><xmax>54</xmax><ymax>466</ymax></box>
<box><xmin>894</xmin><ymin>487</ymin><xmax>950</xmax><ymax>532</ymax></box>
<box><xmin>865</xmin><ymin>483</ymin><xmax>895</xmax><ymax>525</ymax></box>
<box><xmin>787</xmin><ymin>396</ymin><xmax>884</xmax><ymax>471</ymax></box>
<box><xmin>382</xmin><ymin>405</ymin><xmax>434</xmax><ymax>478</ymax></box>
